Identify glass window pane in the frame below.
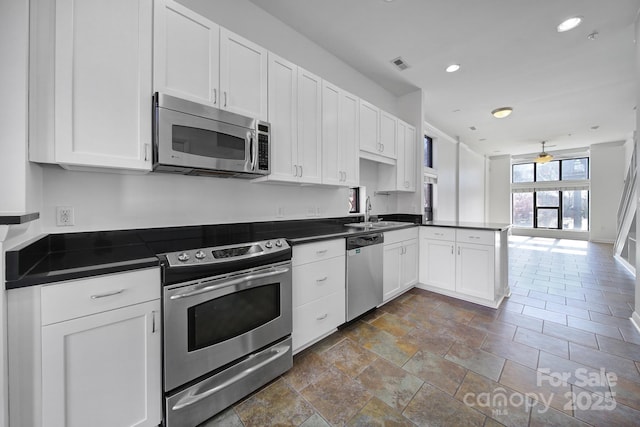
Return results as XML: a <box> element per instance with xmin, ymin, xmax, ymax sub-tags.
<box><xmin>349</xmin><ymin>188</ymin><xmax>359</xmax><ymax>213</ymax></box>
<box><xmin>561</xmin><ymin>158</ymin><xmax>589</xmax><ymax>180</ymax></box>
<box><xmin>423</xmin><ymin>136</ymin><xmax>433</xmax><ymax>168</ymax></box>
<box><xmin>424</xmin><ymin>182</ymin><xmax>433</xmax><ymax>221</ymax></box>
<box><xmin>537</xmin><ymin>208</ymin><xmax>559</xmax><ymax>228</ymax></box>
<box><xmin>536</xmin><ymin>161</ymin><xmax>560</xmax><ymax>181</ymax></box>
<box><xmin>536</xmin><ymin>191</ymin><xmax>560</xmax><ymax>207</ymax></box>
<box><xmin>512</xmin><ymin>163</ymin><xmax>534</xmax><ymax>183</ymax></box>
<box><xmin>563</xmin><ymin>190</ymin><xmax>589</xmax><ymax>230</ymax></box>
<box><xmin>512</xmin><ymin>192</ymin><xmax>533</xmax><ymax>227</ymax></box>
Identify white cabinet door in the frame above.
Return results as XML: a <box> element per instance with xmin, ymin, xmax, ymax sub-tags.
<box><xmin>297</xmin><ymin>68</ymin><xmax>323</xmax><ymax>184</ymax></box>
<box><xmin>400</xmin><ymin>238</ymin><xmax>419</xmax><ymax>290</ymax></box>
<box><xmin>154</xmin><ymin>0</ymin><xmax>220</xmax><ymax>106</ymax></box>
<box><xmin>359</xmin><ymin>99</ymin><xmax>380</xmax><ymax>154</ymax></box>
<box><xmin>220</xmin><ymin>28</ymin><xmax>268</xmax><ymax>121</ymax></box>
<box><xmin>41</xmin><ymin>300</ymin><xmax>161</xmax><ymax>427</ymax></box>
<box><xmin>379</xmin><ymin>110</ymin><xmax>397</xmax><ymax>159</ymax></box>
<box><xmin>321</xmin><ymin>81</ymin><xmax>341</xmax><ymax>186</ymax></box>
<box><xmin>53</xmin><ymin>0</ymin><xmax>152</xmax><ymax>171</ymax></box>
<box><xmin>420</xmin><ymin>238</ymin><xmax>456</xmax><ymax>292</ymax></box>
<box><xmin>400</xmin><ymin>123</ymin><xmax>417</xmax><ymax>191</ymax></box>
<box><xmin>383</xmin><ymin>242</ymin><xmax>402</xmax><ymax>302</ymax></box>
<box><xmin>267</xmin><ymin>53</ymin><xmax>298</xmax><ymax>183</ymax></box>
<box><xmin>340</xmin><ymin>90</ymin><xmax>360</xmax><ymax>187</ymax></box>
<box><xmin>456</xmin><ymin>242</ymin><xmax>495</xmax><ymax>300</ymax></box>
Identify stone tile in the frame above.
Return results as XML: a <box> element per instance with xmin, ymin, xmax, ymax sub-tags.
<box><xmin>481</xmin><ymin>333</ymin><xmax>539</xmax><ymax>369</ymax></box>
<box><xmin>356</xmin><ymin>358</ymin><xmax>423</xmax><ymax>410</ymax></box>
<box><xmin>283</xmin><ymin>349</ymin><xmax>331</xmax><ymax>391</ymax></box>
<box><xmin>619</xmin><ymin>324</ymin><xmax>640</xmax><ymax>346</ymax></box>
<box><xmin>404</xmin><ymin>383</ymin><xmax>485</xmax><ymax>427</ymax></box>
<box><xmin>545</xmin><ymin>301</ymin><xmax>590</xmax><ymax>320</ymax></box>
<box><xmin>523</xmin><ymin>305</ymin><xmax>567</xmax><ymax>325</ymax></box>
<box><xmin>403</xmin><ymin>350</ymin><xmax>466</xmax><ymax>395</ymax></box>
<box><xmin>529</xmin><ymin>406</ymin><xmax>591</xmax><ymax>427</ymax></box>
<box><xmin>235</xmin><ymin>379</ymin><xmax>316</xmax><ymax>427</ymax></box>
<box><xmin>346</xmin><ymin>397</ymin><xmax>415</xmax><ymax>427</ymax></box>
<box><xmin>370</xmin><ymin>312</ymin><xmax>414</xmax><ymax>337</ymax></box>
<box><xmin>408</xmin><ymin>315</ymin><xmax>487</xmax><ymax>349</ymax></box>
<box><xmin>589</xmin><ymin>312</ymin><xmax>636</xmax><ymax>328</ymax></box>
<box><xmin>403</xmin><ymin>327</ymin><xmax>456</xmax><ymax>357</ymax></box>
<box><xmin>514</xmin><ymin>327</ymin><xmax>569</xmax><ymax>359</ymax></box>
<box><xmin>357</xmin><ymin>328</ymin><xmax>419</xmax><ymax>367</ymax></box>
<box><xmin>565</xmin><ymin>297</ymin><xmax>611</xmax><ymax>315</ymax></box>
<box><xmin>501</xmin><ymin>300</ymin><xmax>525</xmax><ymax>314</ymax></box>
<box><xmin>542</xmin><ymin>321</ymin><xmax>598</xmax><ymax>348</ymax></box>
<box><xmin>201</xmin><ymin>407</ymin><xmax>244</xmax><ymax>427</ymax></box>
<box><xmin>469</xmin><ymin>317</ymin><xmax>518</xmax><ymax>340</ymax></box>
<box><xmin>537</xmin><ymin>352</ymin><xmax>610</xmax><ymax>396</ymax></box>
<box><xmin>300</xmin><ymin>367</ymin><xmax>371</xmax><ymax>426</ymax></box>
<box><xmin>499</xmin><ymin>360</ymin><xmax>572</xmax><ymax>415</ymax></box>
<box><xmin>528</xmin><ymin>290</ymin><xmax>566</xmax><ymax>305</ymax></box>
<box><xmin>507</xmin><ymin>293</ymin><xmax>546</xmax><ymax>309</ymax></box>
<box><xmin>609</xmin><ymin>305</ymin><xmax>634</xmax><ymax>319</ymax></box>
<box><xmin>497</xmin><ymin>310</ymin><xmax>544</xmax><ymax>333</ymax></box>
<box><xmin>573</xmin><ymin>387</ymin><xmax>640</xmax><ymax>427</ymax></box>
<box><xmin>609</xmin><ymin>374</ymin><xmax>640</xmax><ymax>411</ymax></box>
<box><xmin>596</xmin><ymin>334</ymin><xmax>640</xmax><ymax>361</ymax></box>
<box><xmin>310</xmin><ymin>331</ymin><xmax>346</xmax><ymax>355</ymax></box>
<box><xmin>454</xmin><ymin>371</ymin><xmax>532</xmax><ymax>427</ymax></box>
<box><xmin>432</xmin><ymin>301</ymin><xmax>481</xmax><ymax>324</ymax></box>
<box><xmin>320</xmin><ymin>338</ymin><xmax>378</xmax><ymax>378</ymax></box>
<box><xmin>568</xmin><ymin>342</ymin><xmax>640</xmax><ymax>383</ymax></box>
<box><xmin>445</xmin><ymin>342</ymin><xmax>506</xmax><ymax>382</ymax></box>
<box><xmin>300</xmin><ymin>413</ymin><xmax>331</xmax><ymax>427</ymax></box>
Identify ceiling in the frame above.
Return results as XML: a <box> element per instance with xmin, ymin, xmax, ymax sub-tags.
<box><xmin>249</xmin><ymin>0</ymin><xmax>639</xmax><ymax>157</ymax></box>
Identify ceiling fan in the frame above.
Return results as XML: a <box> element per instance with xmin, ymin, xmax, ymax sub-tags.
<box><xmin>535</xmin><ymin>141</ymin><xmax>554</xmax><ymax>164</ymax></box>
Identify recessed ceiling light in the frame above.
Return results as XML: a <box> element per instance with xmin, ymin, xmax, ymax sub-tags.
<box><xmin>445</xmin><ymin>64</ymin><xmax>460</xmax><ymax>73</ymax></box>
<box><xmin>491</xmin><ymin>107</ymin><xmax>513</xmax><ymax>119</ymax></box>
<box><xmin>557</xmin><ymin>16</ymin><xmax>582</xmax><ymax>32</ymax></box>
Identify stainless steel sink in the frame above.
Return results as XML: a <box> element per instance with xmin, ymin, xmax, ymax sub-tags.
<box><xmin>344</xmin><ymin>221</ymin><xmax>413</xmax><ymax>229</ymax></box>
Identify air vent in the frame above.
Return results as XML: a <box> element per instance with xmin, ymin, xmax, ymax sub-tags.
<box><xmin>390</xmin><ymin>56</ymin><xmax>410</xmax><ymax>71</ymax></box>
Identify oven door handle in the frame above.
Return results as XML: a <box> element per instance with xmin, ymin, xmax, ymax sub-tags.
<box><xmin>171</xmin><ymin>342</ymin><xmax>291</xmax><ymax>411</ymax></box>
<box><xmin>169</xmin><ymin>267</ymin><xmax>290</xmax><ymax>300</ymax></box>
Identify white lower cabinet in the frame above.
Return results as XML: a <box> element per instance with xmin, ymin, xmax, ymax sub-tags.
<box><xmin>419</xmin><ymin>227</ymin><xmax>508</xmax><ymax>307</ymax></box>
<box><xmin>8</xmin><ymin>268</ymin><xmax>162</xmax><ymax>427</ymax></box>
<box><xmin>292</xmin><ymin>239</ymin><xmax>345</xmax><ymax>353</ymax></box>
<box><xmin>382</xmin><ymin>228</ymin><xmax>418</xmax><ymax>302</ymax></box>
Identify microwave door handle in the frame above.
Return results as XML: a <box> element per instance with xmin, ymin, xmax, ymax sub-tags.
<box><xmin>169</xmin><ymin>267</ymin><xmax>290</xmax><ymax>300</ymax></box>
<box><xmin>248</xmin><ymin>131</ymin><xmax>257</xmax><ymax>171</ymax></box>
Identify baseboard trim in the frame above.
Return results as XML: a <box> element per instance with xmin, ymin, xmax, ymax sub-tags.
<box><xmin>614</xmin><ymin>254</ymin><xmax>636</xmax><ymax>276</ymax></box>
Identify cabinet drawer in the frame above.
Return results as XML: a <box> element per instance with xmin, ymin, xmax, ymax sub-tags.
<box><xmin>421</xmin><ymin>227</ymin><xmax>455</xmax><ymax>241</ymax></box>
<box><xmin>384</xmin><ymin>227</ymin><xmax>418</xmax><ymax>245</ymax></box>
<box><xmin>456</xmin><ymin>229</ymin><xmax>495</xmax><ymax>246</ymax></box>
<box><xmin>293</xmin><ymin>256</ymin><xmax>345</xmax><ymax>307</ymax></box>
<box><xmin>41</xmin><ymin>268</ymin><xmax>160</xmax><ymax>326</ymax></box>
<box><xmin>293</xmin><ymin>291</ymin><xmax>345</xmax><ymax>351</ymax></box>
<box><xmin>292</xmin><ymin>239</ymin><xmax>344</xmax><ymax>266</ymax></box>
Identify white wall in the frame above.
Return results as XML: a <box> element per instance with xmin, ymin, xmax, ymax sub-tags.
<box><xmin>634</xmin><ymin>10</ymin><xmax>640</xmax><ymax>332</ymax></box>
<box><xmin>487</xmin><ymin>155</ymin><xmax>512</xmax><ymax>224</ymax></box>
<box><xmin>458</xmin><ymin>143</ymin><xmax>486</xmax><ymax>223</ymax></box>
<box><xmin>590</xmin><ymin>141</ymin><xmax>626</xmax><ymax>243</ymax></box>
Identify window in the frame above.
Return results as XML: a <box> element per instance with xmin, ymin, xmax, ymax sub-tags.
<box><xmin>423</xmin><ymin>135</ymin><xmax>433</xmax><ymax>168</ymax></box>
<box><xmin>511</xmin><ymin>158</ymin><xmax>589</xmax><ymax>231</ymax></box>
<box><xmin>349</xmin><ymin>187</ymin><xmax>359</xmax><ymax>213</ymax></box>
<box><xmin>424</xmin><ymin>182</ymin><xmax>433</xmax><ymax>221</ymax></box>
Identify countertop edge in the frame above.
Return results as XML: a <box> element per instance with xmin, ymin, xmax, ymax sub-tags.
<box><xmin>0</xmin><ymin>212</ymin><xmax>40</xmax><ymax>225</ymax></box>
<box><xmin>287</xmin><ymin>224</ymin><xmax>419</xmax><ymax>245</ymax></box>
<box><xmin>421</xmin><ymin>222</ymin><xmax>511</xmax><ymax>232</ymax></box>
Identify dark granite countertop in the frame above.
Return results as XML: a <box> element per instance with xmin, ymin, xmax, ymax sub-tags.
<box><xmin>422</xmin><ymin>220</ymin><xmax>511</xmax><ymax>232</ymax></box>
<box><xmin>0</xmin><ymin>212</ymin><xmax>39</xmax><ymax>225</ymax></box>
<box><xmin>5</xmin><ymin>214</ymin><xmax>422</xmax><ymax>289</ymax></box>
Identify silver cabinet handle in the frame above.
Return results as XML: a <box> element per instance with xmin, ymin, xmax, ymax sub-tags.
<box><xmin>224</xmin><ymin>91</ymin><xmax>228</xmax><ymax>107</ymax></box>
<box><xmin>90</xmin><ymin>289</ymin><xmax>124</xmax><ymax>299</ymax></box>
<box><xmin>299</xmin><ymin>165</ymin><xmax>303</xmax><ymax>177</ymax></box>
<box><xmin>316</xmin><ymin>249</ymin><xmax>328</xmax><ymax>255</ymax></box>
<box><xmin>316</xmin><ymin>313</ymin><xmax>328</xmax><ymax>320</ymax></box>
<box><xmin>170</xmin><ymin>267</ymin><xmax>290</xmax><ymax>300</ymax></box>
<box><xmin>381</xmin><ymin>143</ymin><xmax>385</xmax><ymax>152</ymax></box>
<box><xmin>458</xmin><ymin>247</ymin><xmax>461</xmax><ymax>255</ymax></box>
<box><xmin>316</xmin><ymin>276</ymin><xmax>328</xmax><ymax>283</ymax></box>
<box><xmin>293</xmin><ymin>165</ymin><xmax>299</xmax><ymax>177</ymax></box>
<box><xmin>451</xmin><ymin>246</ymin><xmax>454</xmax><ymax>254</ymax></box>
<box><xmin>213</xmin><ymin>88</ymin><xmax>217</xmax><ymax>105</ymax></box>
<box><xmin>152</xmin><ymin>310</ymin><xmax>157</xmax><ymax>334</ymax></box>
<box><xmin>144</xmin><ymin>143</ymin><xmax>150</xmax><ymax>162</ymax></box>
<box><xmin>172</xmin><ymin>343</ymin><xmax>290</xmax><ymax>411</ymax></box>
<box><xmin>469</xmin><ymin>236</ymin><xmax>480</xmax><ymax>239</ymax></box>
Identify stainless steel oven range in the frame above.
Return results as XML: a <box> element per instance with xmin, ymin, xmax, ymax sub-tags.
<box><xmin>160</xmin><ymin>239</ymin><xmax>293</xmax><ymax>427</ymax></box>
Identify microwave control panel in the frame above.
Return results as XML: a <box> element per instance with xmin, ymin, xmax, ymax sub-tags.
<box><xmin>257</xmin><ymin>123</ymin><xmax>270</xmax><ymax>171</ymax></box>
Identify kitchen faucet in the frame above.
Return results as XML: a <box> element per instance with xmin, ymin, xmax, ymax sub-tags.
<box><xmin>364</xmin><ymin>196</ymin><xmax>372</xmax><ymax>223</ymax></box>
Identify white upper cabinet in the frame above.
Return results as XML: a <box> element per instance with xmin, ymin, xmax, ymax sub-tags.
<box><xmin>377</xmin><ymin>119</ymin><xmax>417</xmax><ymax>192</ymax></box>
<box><xmin>261</xmin><ymin>53</ymin><xmax>321</xmax><ymax>184</ymax></box>
<box><xmin>379</xmin><ymin>110</ymin><xmax>397</xmax><ymax>159</ymax></box>
<box><xmin>154</xmin><ymin>0</ymin><xmax>268</xmax><ymax>121</ymax></box>
<box><xmin>219</xmin><ymin>28</ymin><xmax>268</xmax><ymax>121</ymax></box>
<box><xmin>153</xmin><ymin>0</ymin><xmax>219</xmax><ymax>106</ymax></box>
<box><xmin>29</xmin><ymin>0</ymin><xmax>153</xmax><ymax>172</ymax></box>
<box><xmin>359</xmin><ymin>99</ymin><xmax>380</xmax><ymax>155</ymax></box>
<box><xmin>359</xmin><ymin>100</ymin><xmax>397</xmax><ymax>164</ymax></box>
<box><xmin>322</xmin><ymin>81</ymin><xmax>359</xmax><ymax>187</ymax></box>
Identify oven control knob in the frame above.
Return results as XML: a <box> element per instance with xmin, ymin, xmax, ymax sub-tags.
<box><xmin>275</xmin><ymin>239</ymin><xmax>283</xmax><ymax>247</ymax></box>
<box><xmin>177</xmin><ymin>252</ymin><xmax>190</xmax><ymax>262</ymax></box>
<box><xmin>265</xmin><ymin>241</ymin><xmax>273</xmax><ymax>249</ymax></box>
<box><xmin>195</xmin><ymin>250</ymin><xmax>206</xmax><ymax>260</ymax></box>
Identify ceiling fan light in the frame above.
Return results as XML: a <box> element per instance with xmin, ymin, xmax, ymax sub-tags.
<box><xmin>535</xmin><ymin>153</ymin><xmax>553</xmax><ymax>164</ymax></box>
<box><xmin>491</xmin><ymin>107</ymin><xmax>513</xmax><ymax>119</ymax></box>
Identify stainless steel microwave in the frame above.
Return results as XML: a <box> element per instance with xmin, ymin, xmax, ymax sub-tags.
<box><xmin>153</xmin><ymin>93</ymin><xmax>270</xmax><ymax>178</ymax></box>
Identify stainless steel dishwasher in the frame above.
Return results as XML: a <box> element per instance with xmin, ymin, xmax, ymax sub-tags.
<box><xmin>346</xmin><ymin>233</ymin><xmax>384</xmax><ymax>321</ymax></box>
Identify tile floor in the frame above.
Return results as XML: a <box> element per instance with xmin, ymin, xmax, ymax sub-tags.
<box><xmin>203</xmin><ymin>236</ymin><xmax>640</xmax><ymax>426</ymax></box>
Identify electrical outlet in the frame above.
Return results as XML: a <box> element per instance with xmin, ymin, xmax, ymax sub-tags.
<box><xmin>56</xmin><ymin>206</ymin><xmax>74</xmax><ymax>226</ymax></box>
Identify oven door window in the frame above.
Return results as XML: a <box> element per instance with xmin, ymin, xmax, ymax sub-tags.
<box><xmin>187</xmin><ymin>283</ymin><xmax>280</xmax><ymax>352</ymax></box>
<box><xmin>173</xmin><ymin>125</ymin><xmax>246</xmax><ymax>161</ymax></box>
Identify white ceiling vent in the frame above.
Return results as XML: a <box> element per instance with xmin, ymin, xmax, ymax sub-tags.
<box><xmin>390</xmin><ymin>56</ymin><xmax>410</xmax><ymax>71</ymax></box>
